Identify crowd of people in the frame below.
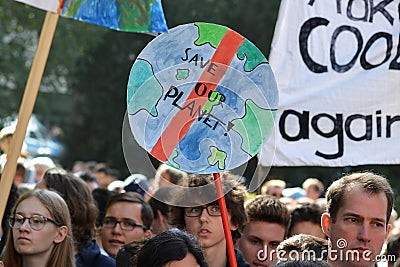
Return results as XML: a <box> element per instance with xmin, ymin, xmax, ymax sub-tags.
<box><xmin>0</xmin><ymin>127</ymin><xmax>399</xmax><ymax>266</ymax></box>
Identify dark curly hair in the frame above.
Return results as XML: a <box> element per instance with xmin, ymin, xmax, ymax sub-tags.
<box><xmin>134</xmin><ymin>229</ymin><xmax>208</xmax><ymax>267</ymax></box>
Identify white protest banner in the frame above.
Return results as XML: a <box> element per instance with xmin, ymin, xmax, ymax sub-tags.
<box><xmin>260</xmin><ymin>0</ymin><xmax>400</xmax><ymax>167</ymax></box>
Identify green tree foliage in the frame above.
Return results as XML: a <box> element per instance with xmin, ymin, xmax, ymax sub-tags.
<box><xmin>163</xmin><ymin>0</ymin><xmax>281</xmax><ymax>56</ymax></box>
<box><xmin>63</xmin><ymin>31</ymin><xmax>152</xmax><ymax>176</ymax></box>
<box><xmin>0</xmin><ymin>1</ymin><xmax>105</xmax><ymax>119</ymax></box>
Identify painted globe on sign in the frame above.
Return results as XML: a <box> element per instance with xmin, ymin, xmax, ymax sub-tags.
<box><xmin>127</xmin><ymin>22</ymin><xmax>278</xmax><ymax>174</ymax></box>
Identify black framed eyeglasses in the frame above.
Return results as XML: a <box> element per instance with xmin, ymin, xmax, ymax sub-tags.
<box><xmin>102</xmin><ymin>217</ymin><xmax>147</xmax><ymax>231</ymax></box>
<box><xmin>9</xmin><ymin>214</ymin><xmax>59</xmax><ymax>231</ymax></box>
<box><xmin>184</xmin><ymin>204</ymin><xmax>221</xmax><ymax>217</ymax></box>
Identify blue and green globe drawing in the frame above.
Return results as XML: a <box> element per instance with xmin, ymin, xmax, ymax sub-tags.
<box><xmin>127</xmin><ymin>22</ymin><xmax>278</xmax><ymax>174</ymax></box>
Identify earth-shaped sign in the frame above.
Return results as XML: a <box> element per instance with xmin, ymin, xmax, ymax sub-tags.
<box><xmin>127</xmin><ymin>22</ymin><xmax>278</xmax><ymax>174</ymax></box>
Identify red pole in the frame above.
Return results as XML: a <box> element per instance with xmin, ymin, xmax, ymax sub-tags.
<box><xmin>213</xmin><ymin>173</ymin><xmax>237</xmax><ymax>267</ymax></box>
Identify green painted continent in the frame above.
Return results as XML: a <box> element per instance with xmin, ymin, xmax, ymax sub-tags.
<box><xmin>202</xmin><ymin>91</ymin><xmax>224</xmax><ymax>114</ymax></box>
<box><xmin>176</xmin><ymin>69</ymin><xmax>189</xmax><ymax>80</ymax></box>
<box><xmin>127</xmin><ymin>59</ymin><xmax>162</xmax><ymax>117</ymax></box>
<box><xmin>194</xmin><ymin>22</ymin><xmax>227</xmax><ymax>49</ymax></box>
<box><xmin>237</xmin><ymin>39</ymin><xmax>268</xmax><ymax>72</ymax></box>
<box><xmin>208</xmin><ymin>146</ymin><xmax>227</xmax><ymax>170</ymax></box>
<box><xmin>231</xmin><ymin>100</ymin><xmax>276</xmax><ymax>155</ymax></box>
<box><xmin>168</xmin><ymin>150</ymin><xmax>180</xmax><ymax>169</ymax></box>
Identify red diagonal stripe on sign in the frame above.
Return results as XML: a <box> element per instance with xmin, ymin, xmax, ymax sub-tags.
<box><xmin>150</xmin><ymin>29</ymin><xmax>245</xmax><ymax>162</ymax></box>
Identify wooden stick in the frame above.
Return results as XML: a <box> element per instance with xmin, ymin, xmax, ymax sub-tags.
<box><xmin>213</xmin><ymin>173</ymin><xmax>237</xmax><ymax>267</ymax></box>
<box><xmin>0</xmin><ymin>11</ymin><xmax>59</xmax><ymax>223</ymax></box>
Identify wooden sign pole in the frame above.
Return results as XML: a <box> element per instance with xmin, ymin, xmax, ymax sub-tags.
<box><xmin>0</xmin><ymin>11</ymin><xmax>59</xmax><ymax>223</ymax></box>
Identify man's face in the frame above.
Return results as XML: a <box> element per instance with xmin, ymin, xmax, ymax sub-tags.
<box><xmin>290</xmin><ymin>221</ymin><xmax>326</xmax><ymax>239</ymax></box>
<box><xmin>96</xmin><ymin>171</ymin><xmax>111</xmax><ymax>188</ymax></box>
<box><xmin>305</xmin><ymin>186</ymin><xmax>320</xmax><ymax>200</ymax></box>
<box><xmin>237</xmin><ymin>221</ymin><xmax>286</xmax><ymax>267</ymax></box>
<box><xmin>184</xmin><ymin>205</ymin><xmax>236</xmax><ymax>250</ymax></box>
<box><xmin>101</xmin><ymin>202</ymin><xmax>150</xmax><ymax>258</ymax></box>
<box><xmin>322</xmin><ymin>187</ymin><xmax>390</xmax><ymax>267</ymax></box>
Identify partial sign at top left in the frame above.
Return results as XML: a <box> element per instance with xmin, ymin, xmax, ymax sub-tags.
<box><xmin>14</xmin><ymin>0</ymin><xmax>168</xmax><ymax>33</ymax></box>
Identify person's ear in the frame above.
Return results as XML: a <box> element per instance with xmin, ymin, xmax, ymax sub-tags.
<box><xmin>144</xmin><ymin>229</ymin><xmax>153</xmax><ymax>239</ymax></box>
<box><xmin>229</xmin><ymin>215</ymin><xmax>238</xmax><ymax>231</ymax></box>
<box><xmin>230</xmin><ymin>223</ymin><xmax>238</xmax><ymax>231</ymax></box>
<box><xmin>157</xmin><ymin>210</ymin><xmax>166</xmax><ymax>223</ymax></box>
<box><xmin>53</xmin><ymin>226</ymin><xmax>68</xmax><ymax>244</ymax></box>
<box><xmin>321</xmin><ymin>212</ymin><xmax>332</xmax><ymax>239</ymax></box>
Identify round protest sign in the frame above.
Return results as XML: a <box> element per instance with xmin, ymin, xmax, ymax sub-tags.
<box><xmin>127</xmin><ymin>22</ymin><xmax>278</xmax><ymax>174</ymax></box>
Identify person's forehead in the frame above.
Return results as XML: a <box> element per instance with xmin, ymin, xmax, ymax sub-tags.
<box><xmin>192</xmin><ymin>200</ymin><xmax>219</xmax><ymax>206</ymax></box>
<box><xmin>337</xmin><ymin>187</ymin><xmax>387</xmax><ymax>219</ymax></box>
<box><xmin>271</xmin><ymin>186</ymin><xmax>283</xmax><ymax>190</ymax></box>
<box><xmin>290</xmin><ymin>221</ymin><xmax>325</xmax><ymax>237</ymax></box>
<box><xmin>186</xmin><ymin>197</ymin><xmax>218</xmax><ymax>206</ymax></box>
<box><xmin>109</xmin><ymin>200</ymin><xmax>142</xmax><ymax>208</ymax></box>
<box><xmin>307</xmin><ymin>185</ymin><xmax>318</xmax><ymax>191</ymax></box>
<box><xmin>244</xmin><ymin>221</ymin><xmax>286</xmax><ymax>240</ymax></box>
<box><xmin>16</xmin><ymin>197</ymin><xmax>50</xmax><ymax>216</ymax></box>
<box><xmin>341</xmin><ymin>186</ymin><xmax>387</xmax><ymax>203</ymax></box>
<box><xmin>292</xmin><ymin>220</ymin><xmax>320</xmax><ymax>228</ymax></box>
<box><xmin>107</xmin><ymin>201</ymin><xmax>143</xmax><ymax>217</ymax></box>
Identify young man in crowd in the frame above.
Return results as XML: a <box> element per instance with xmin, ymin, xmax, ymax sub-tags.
<box><xmin>261</xmin><ymin>179</ymin><xmax>286</xmax><ymax>199</ymax></box>
<box><xmin>302</xmin><ymin>178</ymin><xmax>324</xmax><ymax>201</ymax></box>
<box><xmin>321</xmin><ymin>171</ymin><xmax>394</xmax><ymax>267</ymax></box>
<box><xmin>101</xmin><ymin>192</ymin><xmax>153</xmax><ymax>258</ymax></box>
<box><xmin>237</xmin><ymin>195</ymin><xmax>290</xmax><ymax>267</ymax></box>
<box><xmin>288</xmin><ymin>203</ymin><xmax>326</xmax><ymax>239</ymax></box>
<box><xmin>169</xmin><ymin>173</ymin><xmax>249</xmax><ymax>267</ymax></box>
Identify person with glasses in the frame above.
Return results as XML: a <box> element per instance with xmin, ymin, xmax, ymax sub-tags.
<box><xmin>101</xmin><ymin>192</ymin><xmax>153</xmax><ymax>258</ymax></box>
<box><xmin>35</xmin><ymin>168</ymin><xmax>115</xmax><ymax>266</ymax></box>
<box><xmin>169</xmin><ymin>173</ymin><xmax>249</xmax><ymax>267</ymax></box>
<box><xmin>2</xmin><ymin>189</ymin><xmax>75</xmax><ymax>267</ymax></box>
